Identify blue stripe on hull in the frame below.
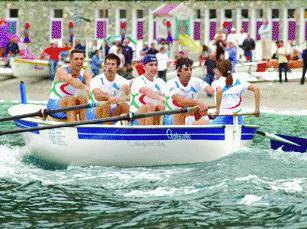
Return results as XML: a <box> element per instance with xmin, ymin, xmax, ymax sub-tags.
<box><xmin>14</xmin><ymin>120</ymin><xmax>39</xmax><ymax>134</ymax></box>
<box><xmin>78</xmin><ymin>134</ymin><xmax>226</xmax><ymax>141</ymax></box>
<box><xmin>77</xmin><ymin>127</ymin><xmax>225</xmax><ymax>135</ymax></box>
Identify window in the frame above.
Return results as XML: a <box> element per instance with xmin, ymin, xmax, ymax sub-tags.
<box><xmin>225</xmin><ymin>9</ymin><xmax>232</xmax><ymax>19</ymax></box>
<box><xmin>137</xmin><ymin>10</ymin><xmax>143</xmax><ymax>19</ymax></box>
<box><xmin>209</xmin><ymin>9</ymin><xmax>216</xmax><ymax>19</ymax></box>
<box><xmin>241</xmin><ymin>9</ymin><xmax>248</xmax><ymax>19</ymax></box>
<box><xmin>195</xmin><ymin>9</ymin><xmax>201</xmax><ymax>19</ymax></box>
<box><xmin>257</xmin><ymin>9</ymin><xmax>263</xmax><ymax>18</ymax></box>
<box><xmin>272</xmin><ymin>9</ymin><xmax>279</xmax><ymax>19</ymax></box>
<box><xmin>120</xmin><ymin>9</ymin><xmax>126</xmax><ymax>19</ymax></box>
<box><xmin>54</xmin><ymin>9</ymin><xmax>63</xmax><ymax>18</ymax></box>
<box><xmin>99</xmin><ymin>9</ymin><xmax>108</xmax><ymax>18</ymax></box>
<box><xmin>288</xmin><ymin>9</ymin><xmax>295</xmax><ymax>19</ymax></box>
<box><xmin>9</xmin><ymin>9</ymin><xmax>18</xmax><ymax>18</ymax></box>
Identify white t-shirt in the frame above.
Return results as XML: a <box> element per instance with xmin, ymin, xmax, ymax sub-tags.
<box><xmin>227</xmin><ymin>33</ymin><xmax>239</xmax><ymax>46</ymax></box>
<box><xmin>90</xmin><ymin>73</ymin><xmax>129</xmax><ymax>103</ymax></box>
<box><xmin>130</xmin><ymin>75</ymin><xmax>169</xmax><ymax>113</ymax></box>
<box><xmin>212</xmin><ymin>76</ymin><xmax>250</xmax><ymax>114</ymax></box>
<box><xmin>167</xmin><ymin>77</ymin><xmax>208</xmax><ymax>99</ymax></box>
<box><xmin>156</xmin><ymin>52</ymin><xmax>169</xmax><ymax>71</ymax></box>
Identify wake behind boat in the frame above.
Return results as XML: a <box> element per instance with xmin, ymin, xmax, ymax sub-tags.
<box><xmin>7</xmin><ymin>103</ymin><xmax>258</xmax><ymax>166</ymax></box>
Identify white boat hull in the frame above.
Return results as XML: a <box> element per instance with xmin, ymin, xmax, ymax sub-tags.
<box><xmin>11</xmin><ymin>59</ymin><xmax>50</xmax><ymax>78</ymax></box>
<box><xmin>9</xmin><ymin>104</ymin><xmax>258</xmax><ymax>167</ymax></box>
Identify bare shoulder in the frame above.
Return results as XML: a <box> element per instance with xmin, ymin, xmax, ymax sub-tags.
<box><xmin>54</xmin><ymin>66</ymin><xmax>69</xmax><ymax>82</ymax></box>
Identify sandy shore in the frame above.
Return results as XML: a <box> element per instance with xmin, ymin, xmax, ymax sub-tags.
<box><xmin>0</xmin><ymin>75</ymin><xmax>306</xmax><ymax>113</ymax></box>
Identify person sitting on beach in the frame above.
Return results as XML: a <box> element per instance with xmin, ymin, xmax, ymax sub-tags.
<box><xmin>87</xmin><ymin>53</ymin><xmax>130</xmax><ymax>123</ymax></box>
<box><xmin>47</xmin><ymin>49</ymin><xmax>92</xmax><ymax>122</ymax></box>
<box><xmin>165</xmin><ymin>57</ymin><xmax>212</xmax><ymax>125</ymax></box>
<box><xmin>210</xmin><ymin>59</ymin><xmax>260</xmax><ymax>125</ymax></box>
<box><xmin>129</xmin><ymin>54</ymin><xmax>168</xmax><ymax>125</ymax></box>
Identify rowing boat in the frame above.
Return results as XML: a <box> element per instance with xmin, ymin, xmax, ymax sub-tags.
<box><xmin>11</xmin><ymin>58</ymin><xmax>50</xmax><ymax>78</ymax></box>
<box><xmin>8</xmin><ymin>104</ymin><xmax>258</xmax><ymax>166</ymax></box>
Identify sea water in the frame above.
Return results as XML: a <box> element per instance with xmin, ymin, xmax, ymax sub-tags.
<box><xmin>0</xmin><ymin>102</ymin><xmax>306</xmax><ymax>227</ymax></box>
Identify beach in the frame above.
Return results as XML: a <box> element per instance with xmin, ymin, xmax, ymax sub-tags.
<box><xmin>0</xmin><ymin>75</ymin><xmax>306</xmax><ymax>113</ymax></box>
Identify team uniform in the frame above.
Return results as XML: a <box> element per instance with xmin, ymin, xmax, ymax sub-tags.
<box><xmin>47</xmin><ymin>67</ymin><xmax>85</xmax><ymax>119</ymax></box>
<box><xmin>86</xmin><ymin>73</ymin><xmax>129</xmax><ymax>120</ymax></box>
<box><xmin>129</xmin><ymin>75</ymin><xmax>169</xmax><ymax>125</ymax></box>
<box><xmin>210</xmin><ymin>76</ymin><xmax>250</xmax><ymax>124</ymax></box>
<box><xmin>164</xmin><ymin>77</ymin><xmax>209</xmax><ymax>124</ymax></box>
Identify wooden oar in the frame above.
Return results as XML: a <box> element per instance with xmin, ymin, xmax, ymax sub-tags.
<box><xmin>0</xmin><ymin>101</ymin><xmax>118</xmax><ymax>123</ymax></box>
<box><xmin>256</xmin><ymin>131</ymin><xmax>300</xmax><ymax>147</ymax></box>
<box><xmin>0</xmin><ymin>107</ymin><xmax>195</xmax><ymax>136</ymax></box>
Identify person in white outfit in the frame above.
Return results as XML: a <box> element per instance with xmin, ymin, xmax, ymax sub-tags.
<box><xmin>258</xmin><ymin>20</ymin><xmax>272</xmax><ymax>61</ymax></box>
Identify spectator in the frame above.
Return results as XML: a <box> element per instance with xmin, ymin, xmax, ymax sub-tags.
<box><xmin>91</xmin><ymin>50</ymin><xmax>101</xmax><ymax>76</ymax></box>
<box><xmin>204</xmin><ymin>52</ymin><xmax>217</xmax><ymax>86</ymax></box>
<box><xmin>258</xmin><ymin>20</ymin><xmax>272</xmax><ymax>61</ymax></box>
<box><xmin>122</xmin><ymin>38</ymin><xmax>133</xmax><ymax>73</ymax></box>
<box><xmin>156</xmin><ymin>46</ymin><xmax>170</xmax><ymax>82</ymax></box>
<box><xmin>301</xmin><ymin>44</ymin><xmax>307</xmax><ymax>85</ymax></box>
<box><xmin>237</xmin><ymin>28</ymin><xmax>248</xmax><ymax>60</ymax></box>
<box><xmin>214</xmin><ymin>31</ymin><xmax>227</xmax><ymax>60</ymax></box>
<box><xmin>109</xmin><ymin>39</ymin><xmax>121</xmax><ymax>54</ymax></box>
<box><xmin>140</xmin><ymin>43</ymin><xmax>149</xmax><ymax>57</ymax></box>
<box><xmin>40</xmin><ymin>42</ymin><xmax>70</xmax><ymax>80</ymax></box>
<box><xmin>226</xmin><ymin>42</ymin><xmax>238</xmax><ymax>72</ymax></box>
<box><xmin>276</xmin><ymin>40</ymin><xmax>288</xmax><ymax>83</ymax></box>
<box><xmin>147</xmin><ymin>42</ymin><xmax>159</xmax><ymax>55</ymax></box>
<box><xmin>242</xmin><ymin>34</ymin><xmax>255</xmax><ymax>62</ymax></box>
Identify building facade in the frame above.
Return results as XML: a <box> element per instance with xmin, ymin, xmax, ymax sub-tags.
<box><xmin>0</xmin><ymin>0</ymin><xmax>306</xmax><ymax>55</ymax></box>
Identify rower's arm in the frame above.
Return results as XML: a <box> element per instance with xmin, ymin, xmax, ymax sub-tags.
<box><xmin>204</xmin><ymin>85</ymin><xmax>214</xmax><ymax>96</ymax></box>
<box><xmin>84</xmin><ymin>71</ymin><xmax>93</xmax><ymax>87</ymax></box>
<box><xmin>58</xmin><ymin>68</ymin><xmax>89</xmax><ymax>91</ymax></box>
<box><xmin>215</xmin><ymin>87</ymin><xmax>222</xmax><ymax>114</ymax></box>
<box><xmin>139</xmin><ymin>87</ymin><xmax>164</xmax><ymax>102</ymax></box>
<box><xmin>171</xmin><ymin>93</ymin><xmax>201</xmax><ymax>108</ymax></box>
<box><xmin>92</xmin><ymin>88</ymin><xmax>109</xmax><ymax>101</ymax></box>
<box><xmin>248</xmin><ymin>84</ymin><xmax>260</xmax><ymax>117</ymax></box>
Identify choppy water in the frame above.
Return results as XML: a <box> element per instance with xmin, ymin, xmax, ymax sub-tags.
<box><xmin>0</xmin><ymin>102</ymin><xmax>306</xmax><ymax>227</ymax></box>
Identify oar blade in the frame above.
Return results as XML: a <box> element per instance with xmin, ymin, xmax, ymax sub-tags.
<box><xmin>270</xmin><ymin>134</ymin><xmax>307</xmax><ymax>153</ymax></box>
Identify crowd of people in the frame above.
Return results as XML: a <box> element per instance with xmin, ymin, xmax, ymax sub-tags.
<box><xmin>46</xmin><ymin>49</ymin><xmax>260</xmax><ymax>128</ymax></box>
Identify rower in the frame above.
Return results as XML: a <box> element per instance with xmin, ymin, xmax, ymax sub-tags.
<box><xmin>165</xmin><ymin>57</ymin><xmax>212</xmax><ymax>125</ymax></box>
<box><xmin>47</xmin><ymin>49</ymin><xmax>92</xmax><ymax>122</ymax></box>
<box><xmin>87</xmin><ymin>53</ymin><xmax>130</xmax><ymax>123</ymax></box>
<box><xmin>210</xmin><ymin>59</ymin><xmax>260</xmax><ymax>124</ymax></box>
<box><xmin>129</xmin><ymin>54</ymin><xmax>168</xmax><ymax>125</ymax></box>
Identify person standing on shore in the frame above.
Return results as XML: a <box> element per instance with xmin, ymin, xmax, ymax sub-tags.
<box><xmin>276</xmin><ymin>40</ymin><xmax>288</xmax><ymax>83</ymax></box>
<box><xmin>258</xmin><ymin>20</ymin><xmax>272</xmax><ymax>62</ymax></box>
<box><xmin>156</xmin><ymin>46</ymin><xmax>170</xmax><ymax>82</ymax></box>
<box><xmin>47</xmin><ymin>49</ymin><xmax>92</xmax><ymax>122</ymax></box>
<box><xmin>301</xmin><ymin>44</ymin><xmax>307</xmax><ymax>85</ymax></box>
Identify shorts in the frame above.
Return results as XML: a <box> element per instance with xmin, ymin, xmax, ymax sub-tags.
<box><xmin>47</xmin><ymin>99</ymin><xmax>67</xmax><ymax>119</ymax></box>
<box><xmin>209</xmin><ymin>116</ymin><xmax>244</xmax><ymax>125</ymax></box>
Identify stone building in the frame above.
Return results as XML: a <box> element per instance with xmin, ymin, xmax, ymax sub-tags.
<box><xmin>0</xmin><ymin>0</ymin><xmax>306</xmax><ymax>59</ymax></box>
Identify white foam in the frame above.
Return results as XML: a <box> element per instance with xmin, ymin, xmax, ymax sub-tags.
<box><xmin>239</xmin><ymin>194</ymin><xmax>263</xmax><ymax>205</ymax></box>
<box><xmin>124</xmin><ymin>186</ymin><xmax>197</xmax><ymax>197</ymax></box>
<box><xmin>270</xmin><ymin>179</ymin><xmax>305</xmax><ymax>193</ymax></box>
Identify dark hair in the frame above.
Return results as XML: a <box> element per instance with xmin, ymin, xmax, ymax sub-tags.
<box><xmin>216</xmin><ymin>59</ymin><xmax>233</xmax><ymax>87</ymax></box>
<box><xmin>105</xmin><ymin>53</ymin><xmax>121</xmax><ymax>66</ymax></box>
<box><xmin>176</xmin><ymin>57</ymin><xmax>193</xmax><ymax>70</ymax></box>
<box><xmin>70</xmin><ymin>49</ymin><xmax>85</xmax><ymax>57</ymax></box>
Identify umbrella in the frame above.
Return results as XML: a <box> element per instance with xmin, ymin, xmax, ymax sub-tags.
<box><xmin>106</xmin><ymin>35</ymin><xmax>122</xmax><ymax>45</ymax></box>
<box><xmin>106</xmin><ymin>35</ymin><xmax>138</xmax><ymax>45</ymax></box>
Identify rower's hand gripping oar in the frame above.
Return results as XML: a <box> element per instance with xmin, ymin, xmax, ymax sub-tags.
<box><xmin>0</xmin><ymin>101</ymin><xmax>110</xmax><ymax>123</ymax></box>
